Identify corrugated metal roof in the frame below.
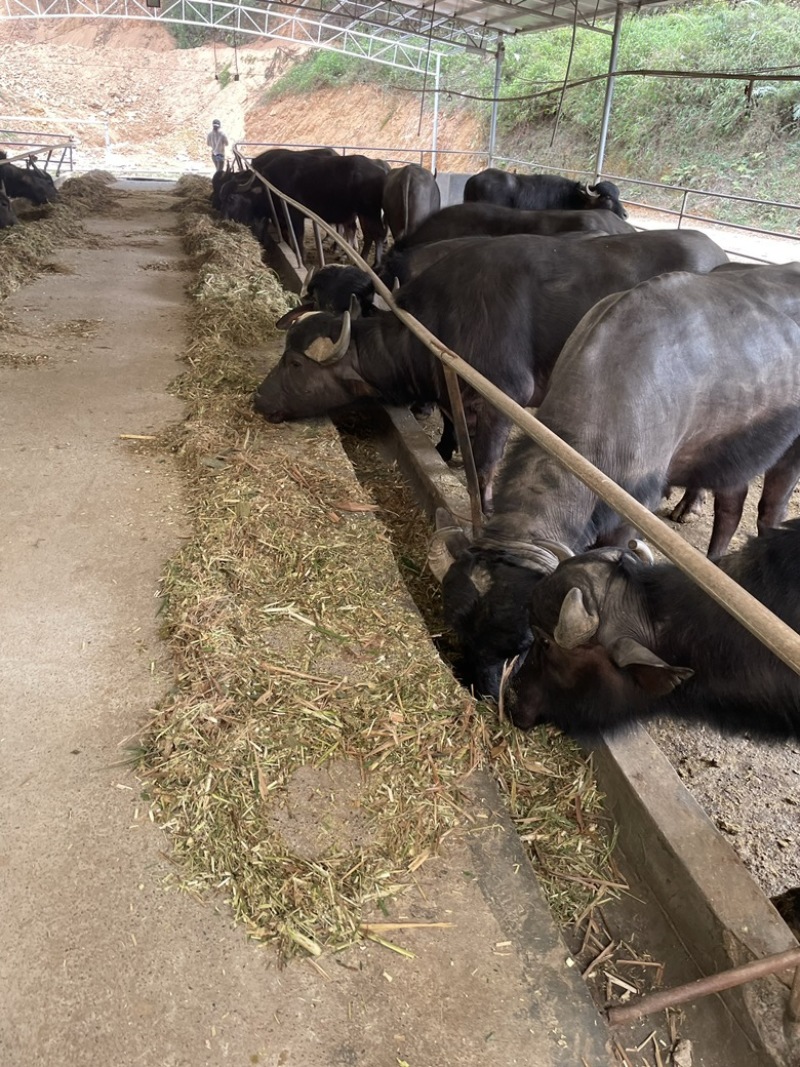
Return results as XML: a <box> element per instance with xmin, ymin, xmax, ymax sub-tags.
<box><xmin>314</xmin><ymin>0</ymin><xmax>671</xmax><ymax>54</ymax></box>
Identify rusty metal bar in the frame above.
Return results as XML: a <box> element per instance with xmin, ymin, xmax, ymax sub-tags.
<box><xmin>442</xmin><ymin>365</ymin><xmax>483</xmax><ymax>532</ymax></box>
<box><xmin>312</xmin><ymin>220</ymin><xmax>325</xmax><ymax>267</ymax></box>
<box><xmin>280</xmin><ymin>199</ymin><xmax>304</xmax><ymax>268</ymax></box>
<box><xmin>607</xmin><ymin>948</ymin><xmax>800</xmax><ymax>1027</ymax></box>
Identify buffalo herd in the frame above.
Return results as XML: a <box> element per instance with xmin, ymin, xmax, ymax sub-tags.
<box><xmin>214</xmin><ymin>146</ymin><xmax>800</xmax><ymax>742</ymax></box>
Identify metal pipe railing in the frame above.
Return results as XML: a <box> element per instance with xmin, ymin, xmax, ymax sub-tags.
<box><xmin>607</xmin><ymin>946</ymin><xmax>800</xmax><ymax>1027</ymax></box>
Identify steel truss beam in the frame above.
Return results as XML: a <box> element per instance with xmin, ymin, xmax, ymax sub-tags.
<box><xmin>0</xmin><ymin>0</ymin><xmax>501</xmax><ymax>60</ymax></box>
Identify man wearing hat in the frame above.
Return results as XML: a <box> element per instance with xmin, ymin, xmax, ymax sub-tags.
<box><xmin>206</xmin><ymin>120</ymin><xmax>229</xmax><ymax>172</ymax></box>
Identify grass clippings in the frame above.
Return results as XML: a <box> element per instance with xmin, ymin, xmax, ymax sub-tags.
<box><xmin>137</xmin><ymin>177</ymin><xmax>620</xmax><ymax>959</ymax></box>
<box><xmin>0</xmin><ymin>170</ymin><xmax>121</xmax><ymax>301</ymax></box>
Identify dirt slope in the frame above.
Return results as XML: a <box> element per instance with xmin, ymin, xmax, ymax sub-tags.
<box><xmin>2</xmin><ymin>21</ymin><xmax>483</xmax><ymax>170</ymax></box>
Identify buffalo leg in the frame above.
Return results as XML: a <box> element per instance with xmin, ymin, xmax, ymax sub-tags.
<box><xmin>707</xmin><ymin>487</ymin><xmax>748</xmax><ymax>560</ymax></box>
<box><xmin>472</xmin><ymin>412</ymin><xmax>513</xmax><ymax>515</ymax></box>
<box><xmin>436</xmin><ymin>414</ymin><xmax>457</xmax><ymax>463</ymax></box>
<box><xmin>669</xmin><ymin>487</ymin><xmax>707</xmax><ymax>523</ymax></box>
<box><xmin>758</xmin><ymin>438</ymin><xmax>800</xmax><ymax>534</ymax></box>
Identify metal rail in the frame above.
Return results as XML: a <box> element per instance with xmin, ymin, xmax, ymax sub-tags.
<box><xmin>0</xmin><ymin>132</ymin><xmax>76</xmax><ymax>175</ymax></box>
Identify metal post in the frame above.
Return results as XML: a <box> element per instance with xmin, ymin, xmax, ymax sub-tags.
<box><xmin>312</xmin><ymin>220</ymin><xmax>325</xmax><ymax>266</ymax></box>
<box><xmin>487</xmin><ymin>36</ymin><xmax>504</xmax><ymax>168</ymax></box>
<box><xmin>593</xmin><ymin>3</ymin><xmax>624</xmax><ymax>181</ymax></box>
<box><xmin>442</xmin><ymin>366</ymin><xmax>483</xmax><ymax>532</ymax></box>
<box><xmin>281</xmin><ymin>199</ymin><xmax>304</xmax><ymax>267</ymax></box>
<box><xmin>431</xmin><ymin>53</ymin><xmax>441</xmax><ymax>173</ymax></box>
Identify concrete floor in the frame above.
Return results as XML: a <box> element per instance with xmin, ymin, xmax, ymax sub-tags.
<box><xmin>0</xmin><ymin>187</ymin><xmax>614</xmax><ymax>1066</ymax></box>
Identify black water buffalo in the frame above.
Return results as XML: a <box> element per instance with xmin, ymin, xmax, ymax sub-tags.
<box><xmin>255</xmin><ymin>151</ymin><xmax>387</xmax><ymax>263</ymax></box>
<box><xmin>0</xmin><ymin>153</ymin><xmax>58</xmax><ymax>205</ymax></box>
<box><xmin>504</xmin><ymin>522</ymin><xmax>800</xmax><ymax>739</ymax></box>
<box><xmin>464</xmin><ymin>168</ymin><xmax>628</xmax><ymax>219</ymax></box>
<box><xmin>431</xmin><ymin>263</ymin><xmax>800</xmax><ymax>698</ymax></box>
<box><xmin>276</xmin><ymin>264</ymin><xmax>378</xmax><ymax>324</ymax></box>
<box><xmin>0</xmin><ymin>182</ymin><xmax>18</xmax><ymax>228</ymax></box>
<box><xmin>378</xmin><ymin>235</ymin><xmax>493</xmax><ymax>288</ymax></box>
<box><xmin>382</xmin><ymin>164</ymin><xmax>441</xmax><ymax>243</ymax></box>
<box><xmin>396</xmin><ymin>202</ymin><xmax>634</xmax><ymax>250</ymax></box>
<box><xmin>254</xmin><ymin>229</ymin><xmax>728</xmax><ymax>508</ymax></box>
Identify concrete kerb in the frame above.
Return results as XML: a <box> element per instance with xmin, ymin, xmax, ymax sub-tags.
<box><xmin>264</xmin><ymin>232</ymin><xmax>799</xmax><ymax>1066</ymax></box>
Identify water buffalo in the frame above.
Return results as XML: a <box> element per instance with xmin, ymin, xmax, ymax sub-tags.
<box><xmin>254</xmin><ymin>151</ymin><xmax>387</xmax><ymax>264</ymax></box>
<box><xmin>430</xmin><ymin>263</ymin><xmax>800</xmax><ymax>698</ymax></box>
<box><xmin>382</xmin><ymin>164</ymin><xmax>441</xmax><ymax>243</ymax></box>
<box><xmin>503</xmin><ymin>522</ymin><xmax>800</xmax><ymax>739</ymax></box>
<box><xmin>378</xmin><ymin>235</ymin><xmax>494</xmax><ymax>288</ymax></box>
<box><xmin>464</xmin><ymin>169</ymin><xmax>628</xmax><ymax>219</ymax></box>
<box><xmin>276</xmin><ymin>264</ymin><xmax>378</xmax><ymax>325</ymax></box>
<box><xmin>255</xmin><ymin>229</ymin><xmax>728</xmax><ymax>509</ymax></box>
<box><xmin>0</xmin><ymin>153</ymin><xmax>58</xmax><ymax>205</ymax></box>
<box><xmin>396</xmin><ymin>202</ymin><xmax>634</xmax><ymax>250</ymax></box>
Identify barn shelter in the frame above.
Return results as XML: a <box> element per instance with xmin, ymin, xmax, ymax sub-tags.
<box><xmin>1</xmin><ymin>0</ymin><xmax>694</xmax><ymax>171</ymax></box>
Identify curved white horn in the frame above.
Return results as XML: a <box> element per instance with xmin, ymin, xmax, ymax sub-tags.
<box><xmin>304</xmin><ymin>310</ymin><xmax>352</xmax><ymax>364</ymax></box>
<box><xmin>628</xmin><ymin>539</ymin><xmax>655</xmax><ymax>565</ymax></box>
<box><xmin>553</xmin><ymin>587</ymin><xmax>599</xmax><ymax>650</ymax></box>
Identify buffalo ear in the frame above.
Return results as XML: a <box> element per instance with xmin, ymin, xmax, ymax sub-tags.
<box><xmin>607</xmin><ymin>637</ymin><xmax>694</xmax><ymax>697</ymax></box>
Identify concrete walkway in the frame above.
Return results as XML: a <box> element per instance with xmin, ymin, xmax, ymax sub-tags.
<box><xmin>0</xmin><ymin>184</ymin><xmax>612</xmax><ymax>1066</ymax></box>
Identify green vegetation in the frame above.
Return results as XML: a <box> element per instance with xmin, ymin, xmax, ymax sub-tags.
<box><xmin>267</xmin><ymin>0</ymin><xmax>800</xmax><ymax>221</ymax></box>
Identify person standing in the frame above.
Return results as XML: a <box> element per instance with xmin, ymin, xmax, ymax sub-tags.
<box><xmin>206</xmin><ymin>119</ymin><xmax>229</xmax><ymax>172</ymax></box>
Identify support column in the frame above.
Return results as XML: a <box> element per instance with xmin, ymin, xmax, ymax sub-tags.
<box><xmin>431</xmin><ymin>53</ymin><xmax>441</xmax><ymax>172</ymax></box>
<box><xmin>487</xmin><ymin>35</ymin><xmax>504</xmax><ymax>167</ymax></box>
<box><xmin>594</xmin><ymin>2</ymin><xmax>624</xmax><ymax>180</ymax></box>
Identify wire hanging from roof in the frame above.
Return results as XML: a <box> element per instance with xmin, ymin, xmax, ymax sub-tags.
<box><xmin>418</xmin><ymin>0</ymin><xmax>437</xmax><ymax>138</ymax></box>
<box><xmin>550</xmin><ymin>0</ymin><xmax>580</xmax><ymax>147</ymax></box>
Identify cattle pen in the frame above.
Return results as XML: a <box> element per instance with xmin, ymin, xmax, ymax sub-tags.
<box><xmin>2</xmin><ymin>168</ymin><xmax>799</xmax><ymax>1067</ymax></box>
<box><xmin>242</xmin><ymin>154</ymin><xmax>800</xmax><ymax>1062</ymax></box>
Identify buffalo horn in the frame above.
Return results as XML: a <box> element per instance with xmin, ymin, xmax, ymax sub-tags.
<box><xmin>582</xmin><ymin>182</ymin><xmax>600</xmax><ymax>200</ymax></box>
<box><xmin>628</xmin><ymin>539</ymin><xmax>655</xmax><ymax>565</ymax></box>
<box><xmin>304</xmin><ymin>310</ymin><xmax>351</xmax><ymax>364</ymax></box>
<box><xmin>553</xmin><ymin>587</ymin><xmax>599</xmax><ymax>650</ymax></box>
<box><xmin>427</xmin><ymin>537</ymin><xmax>457</xmax><ymax>583</ymax></box>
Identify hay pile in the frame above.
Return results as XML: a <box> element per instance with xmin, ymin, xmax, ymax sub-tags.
<box><xmin>138</xmin><ymin>185</ymin><xmax>618</xmax><ymax>956</ymax></box>
<box><xmin>0</xmin><ymin>171</ymin><xmax>121</xmax><ymax>301</ymax></box>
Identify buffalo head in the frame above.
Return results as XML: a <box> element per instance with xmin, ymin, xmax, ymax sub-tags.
<box><xmin>503</xmin><ymin>544</ymin><xmax>693</xmax><ymax>735</ymax></box>
<box><xmin>428</xmin><ymin>508</ymin><xmax>574</xmax><ymax>699</ymax></box>
<box><xmin>580</xmin><ymin>180</ymin><xmax>628</xmax><ymax>219</ymax></box>
<box><xmin>253</xmin><ymin>300</ymin><xmax>378</xmax><ymax>423</ymax></box>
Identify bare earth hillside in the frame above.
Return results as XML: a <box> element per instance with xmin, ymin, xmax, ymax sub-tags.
<box><xmin>2</xmin><ymin>20</ymin><xmax>484</xmax><ymax>171</ymax></box>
